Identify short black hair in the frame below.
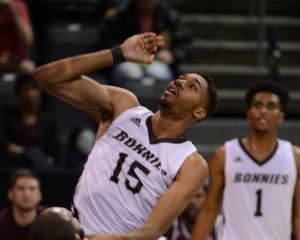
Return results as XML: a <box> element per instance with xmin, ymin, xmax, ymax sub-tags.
<box><xmin>196</xmin><ymin>71</ymin><xmax>219</xmax><ymax>120</ymax></box>
<box><xmin>14</xmin><ymin>74</ymin><xmax>37</xmax><ymax>94</ymax></box>
<box><xmin>29</xmin><ymin>211</ymin><xmax>76</xmax><ymax>240</ymax></box>
<box><xmin>9</xmin><ymin>168</ymin><xmax>41</xmax><ymax>189</ymax></box>
<box><xmin>246</xmin><ymin>80</ymin><xmax>290</xmax><ymax>112</ymax></box>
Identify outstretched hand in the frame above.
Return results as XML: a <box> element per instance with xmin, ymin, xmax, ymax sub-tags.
<box><xmin>120</xmin><ymin>32</ymin><xmax>164</xmax><ymax>64</ymax></box>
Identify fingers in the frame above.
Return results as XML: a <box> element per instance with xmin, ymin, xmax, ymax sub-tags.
<box><xmin>141</xmin><ymin>33</ymin><xmax>164</xmax><ymax>50</ymax></box>
<box><xmin>140</xmin><ymin>32</ymin><xmax>157</xmax><ymax>39</ymax></box>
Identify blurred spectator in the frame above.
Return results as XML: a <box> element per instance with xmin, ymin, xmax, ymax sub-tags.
<box><xmin>0</xmin><ymin>0</ymin><xmax>35</xmax><ymax>74</ymax></box>
<box><xmin>164</xmin><ymin>185</ymin><xmax>219</xmax><ymax>240</ymax></box>
<box><xmin>67</xmin><ymin>111</ymin><xmax>100</xmax><ymax>169</ymax></box>
<box><xmin>0</xmin><ymin>168</ymin><xmax>46</xmax><ymax>240</ymax></box>
<box><xmin>0</xmin><ymin>74</ymin><xmax>57</xmax><ymax>169</ymax></box>
<box><xmin>100</xmin><ymin>0</ymin><xmax>192</xmax><ymax>86</ymax></box>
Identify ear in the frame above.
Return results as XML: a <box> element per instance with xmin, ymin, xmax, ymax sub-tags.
<box><xmin>193</xmin><ymin>107</ymin><xmax>207</xmax><ymax>121</ymax></box>
<box><xmin>75</xmin><ymin>233</ymin><xmax>81</xmax><ymax>240</ymax></box>
<box><xmin>37</xmin><ymin>189</ymin><xmax>42</xmax><ymax>203</ymax></box>
<box><xmin>278</xmin><ymin>111</ymin><xmax>285</xmax><ymax>124</ymax></box>
<box><xmin>7</xmin><ymin>189</ymin><xmax>13</xmax><ymax>202</ymax></box>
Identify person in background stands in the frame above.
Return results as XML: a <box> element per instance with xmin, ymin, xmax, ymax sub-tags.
<box><xmin>100</xmin><ymin>0</ymin><xmax>192</xmax><ymax>86</ymax></box>
<box><xmin>0</xmin><ymin>74</ymin><xmax>57</xmax><ymax>169</ymax></box>
<box><xmin>0</xmin><ymin>0</ymin><xmax>35</xmax><ymax>74</ymax></box>
<box><xmin>164</xmin><ymin>185</ymin><xmax>218</xmax><ymax>240</ymax></box>
<box><xmin>67</xmin><ymin>111</ymin><xmax>101</xmax><ymax>169</ymax></box>
<box><xmin>0</xmin><ymin>168</ymin><xmax>46</xmax><ymax>240</ymax></box>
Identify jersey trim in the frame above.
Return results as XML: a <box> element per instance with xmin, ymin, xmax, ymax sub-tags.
<box><xmin>238</xmin><ymin>138</ymin><xmax>279</xmax><ymax>166</ymax></box>
<box><xmin>146</xmin><ymin>116</ymin><xmax>189</xmax><ymax>144</ymax></box>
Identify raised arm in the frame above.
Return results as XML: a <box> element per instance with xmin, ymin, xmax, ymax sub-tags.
<box><xmin>292</xmin><ymin>145</ymin><xmax>300</xmax><ymax>240</ymax></box>
<box><xmin>190</xmin><ymin>145</ymin><xmax>225</xmax><ymax>240</ymax></box>
<box><xmin>33</xmin><ymin>33</ymin><xmax>164</xmax><ymax>119</ymax></box>
<box><xmin>87</xmin><ymin>152</ymin><xmax>209</xmax><ymax>240</ymax></box>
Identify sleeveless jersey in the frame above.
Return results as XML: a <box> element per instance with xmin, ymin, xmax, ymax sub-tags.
<box><xmin>219</xmin><ymin>138</ymin><xmax>297</xmax><ymax>240</ymax></box>
<box><xmin>72</xmin><ymin>106</ymin><xmax>197</xmax><ymax>234</ymax></box>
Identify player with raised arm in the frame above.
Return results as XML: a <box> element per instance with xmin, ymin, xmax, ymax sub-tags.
<box><xmin>33</xmin><ymin>32</ymin><xmax>219</xmax><ymax>240</ymax></box>
<box><xmin>191</xmin><ymin>81</ymin><xmax>300</xmax><ymax>240</ymax></box>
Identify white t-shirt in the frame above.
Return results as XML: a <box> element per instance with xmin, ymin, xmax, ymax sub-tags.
<box><xmin>219</xmin><ymin>138</ymin><xmax>297</xmax><ymax>240</ymax></box>
<box><xmin>72</xmin><ymin>106</ymin><xmax>197</xmax><ymax>234</ymax></box>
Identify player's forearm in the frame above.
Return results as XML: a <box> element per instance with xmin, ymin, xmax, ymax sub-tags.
<box><xmin>190</xmin><ymin>208</ymin><xmax>219</xmax><ymax>240</ymax></box>
<box><xmin>124</xmin><ymin>226</ymin><xmax>162</xmax><ymax>240</ymax></box>
<box><xmin>88</xmin><ymin>228</ymin><xmax>161</xmax><ymax>240</ymax></box>
<box><xmin>33</xmin><ymin>50</ymin><xmax>113</xmax><ymax>91</ymax></box>
<box><xmin>293</xmin><ymin>217</ymin><xmax>300</xmax><ymax>240</ymax></box>
<box><xmin>8</xmin><ymin>3</ymin><xmax>33</xmax><ymax>46</ymax></box>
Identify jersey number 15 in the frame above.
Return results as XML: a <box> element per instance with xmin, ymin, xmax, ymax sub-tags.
<box><xmin>110</xmin><ymin>153</ymin><xmax>150</xmax><ymax>194</ymax></box>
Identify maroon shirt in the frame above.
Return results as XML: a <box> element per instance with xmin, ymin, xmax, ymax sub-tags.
<box><xmin>0</xmin><ymin>205</ymin><xmax>46</xmax><ymax>240</ymax></box>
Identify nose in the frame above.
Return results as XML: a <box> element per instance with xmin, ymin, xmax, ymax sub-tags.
<box><xmin>27</xmin><ymin>89</ymin><xmax>36</xmax><ymax>98</ymax></box>
<box><xmin>174</xmin><ymin>79</ymin><xmax>186</xmax><ymax>89</ymax></box>
<box><xmin>260</xmin><ymin>106</ymin><xmax>268</xmax><ymax>114</ymax></box>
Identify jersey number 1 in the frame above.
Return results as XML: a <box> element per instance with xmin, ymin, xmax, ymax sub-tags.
<box><xmin>110</xmin><ymin>153</ymin><xmax>150</xmax><ymax>194</ymax></box>
<box><xmin>254</xmin><ymin>189</ymin><xmax>263</xmax><ymax>217</ymax></box>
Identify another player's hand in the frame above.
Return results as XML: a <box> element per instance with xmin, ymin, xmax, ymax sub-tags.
<box><xmin>120</xmin><ymin>32</ymin><xmax>164</xmax><ymax>64</ymax></box>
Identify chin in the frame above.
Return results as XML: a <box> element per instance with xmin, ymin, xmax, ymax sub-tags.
<box><xmin>17</xmin><ymin>203</ymin><xmax>37</xmax><ymax>211</ymax></box>
<box><xmin>254</xmin><ymin>127</ymin><xmax>270</xmax><ymax>133</ymax></box>
<box><xmin>158</xmin><ymin>98</ymin><xmax>173</xmax><ymax>109</ymax></box>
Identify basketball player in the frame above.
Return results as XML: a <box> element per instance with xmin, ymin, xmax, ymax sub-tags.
<box><xmin>32</xmin><ymin>32</ymin><xmax>219</xmax><ymax>239</ymax></box>
<box><xmin>190</xmin><ymin>81</ymin><xmax>300</xmax><ymax>240</ymax></box>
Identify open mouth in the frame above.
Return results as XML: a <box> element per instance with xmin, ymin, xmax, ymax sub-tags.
<box><xmin>166</xmin><ymin>83</ymin><xmax>178</xmax><ymax>95</ymax></box>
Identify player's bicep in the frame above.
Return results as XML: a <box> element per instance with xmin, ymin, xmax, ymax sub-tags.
<box><xmin>47</xmin><ymin>75</ymin><xmax>113</xmax><ymax>114</ymax></box>
<box><xmin>204</xmin><ymin>145</ymin><xmax>226</xmax><ymax>209</ymax></box>
<box><xmin>142</xmin><ymin>153</ymin><xmax>209</xmax><ymax>235</ymax></box>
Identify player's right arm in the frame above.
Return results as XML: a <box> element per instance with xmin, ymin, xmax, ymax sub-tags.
<box><xmin>292</xmin><ymin>145</ymin><xmax>300</xmax><ymax>240</ymax></box>
<box><xmin>190</xmin><ymin>145</ymin><xmax>225</xmax><ymax>240</ymax></box>
<box><xmin>33</xmin><ymin>33</ymin><xmax>164</xmax><ymax>119</ymax></box>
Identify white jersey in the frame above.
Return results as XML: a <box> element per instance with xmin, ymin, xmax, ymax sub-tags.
<box><xmin>72</xmin><ymin>106</ymin><xmax>197</xmax><ymax>234</ymax></box>
<box><xmin>219</xmin><ymin>138</ymin><xmax>297</xmax><ymax>240</ymax></box>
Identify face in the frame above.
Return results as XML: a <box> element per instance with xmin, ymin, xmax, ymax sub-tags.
<box><xmin>159</xmin><ymin>73</ymin><xmax>208</xmax><ymax>122</ymax></box>
<box><xmin>8</xmin><ymin>176</ymin><xmax>42</xmax><ymax>211</ymax></box>
<box><xmin>136</xmin><ymin>0</ymin><xmax>159</xmax><ymax>13</ymax></box>
<box><xmin>247</xmin><ymin>92</ymin><xmax>284</xmax><ymax>133</ymax></box>
<box><xmin>183</xmin><ymin>188</ymin><xmax>207</xmax><ymax>222</ymax></box>
<box><xmin>45</xmin><ymin>207</ymin><xmax>84</xmax><ymax>240</ymax></box>
<box><xmin>17</xmin><ymin>82</ymin><xmax>42</xmax><ymax>109</ymax></box>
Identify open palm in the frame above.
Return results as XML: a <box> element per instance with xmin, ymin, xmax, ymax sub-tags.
<box><xmin>120</xmin><ymin>33</ymin><xmax>164</xmax><ymax>64</ymax></box>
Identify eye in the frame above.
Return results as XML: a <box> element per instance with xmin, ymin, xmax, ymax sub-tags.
<box><xmin>267</xmin><ymin>104</ymin><xmax>275</xmax><ymax>110</ymax></box>
<box><xmin>254</xmin><ymin>103</ymin><xmax>262</xmax><ymax>108</ymax></box>
<box><xmin>190</xmin><ymin>84</ymin><xmax>196</xmax><ymax>90</ymax></box>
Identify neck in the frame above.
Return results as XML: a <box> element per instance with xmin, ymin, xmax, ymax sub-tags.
<box><xmin>249</xmin><ymin>127</ymin><xmax>277</xmax><ymax>146</ymax></box>
<box><xmin>243</xmin><ymin>129</ymin><xmax>278</xmax><ymax>161</ymax></box>
<box><xmin>152</xmin><ymin>111</ymin><xmax>190</xmax><ymax>139</ymax></box>
<box><xmin>12</xmin><ymin>205</ymin><xmax>38</xmax><ymax>227</ymax></box>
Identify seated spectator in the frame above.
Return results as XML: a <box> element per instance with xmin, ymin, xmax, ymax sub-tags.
<box><xmin>100</xmin><ymin>0</ymin><xmax>192</xmax><ymax>86</ymax></box>
<box><xmin>0</xmin><ymin>168</ymin><xmax>47</xmax><ymax>240</ymax></box>
<box><xmin>164</xmin><ymin>185</ymin><xmax>218</xmax><ymax>240</ymax></box>
<box><xmin>0</xmin><ymin>0</ymin><xmax>35</xmax><ymax>74</ymax></box>
<box><xmin>0</xmin><ymin>74</ymin><xmax>57</xmax><ymax>169</ymax></box>
<box><xmin>67</xmin><ymin>111</ymin><xmax>100</xmax><ymax>169</ymax></box>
